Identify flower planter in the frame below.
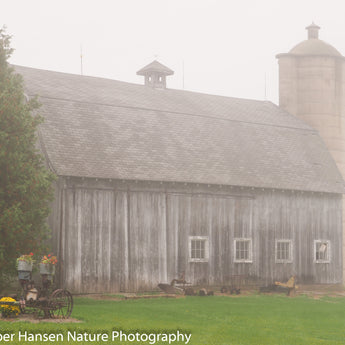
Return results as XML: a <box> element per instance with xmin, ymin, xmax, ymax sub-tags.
<box><xmin>18</xmin><ymin>271</ymin><xmax>31</xmax><ymax>280</ymax></box>
<box><xmin>39</xmin><ymin>263</ymin><xmax>55</xmax><ymax>275</ymax></box>
<box><xmin>17</xmin><ymin>255</ymin><xmax>34</xmax><ymax>280</ymax></box>
<box><xmin>17</xmin><ymin>261</ymin><xmax>33</xmax><ymax>272</ymax></box>
<box><xmin>17</xmin><ymin>261</ymin><xmax>33</xmax><ymax>280</ymax></box>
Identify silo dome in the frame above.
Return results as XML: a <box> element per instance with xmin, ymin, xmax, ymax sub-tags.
<box><xmin>288</xmin><ymin>22</ymin><xmax>342</xmax><ymax>57</ymax></box>
<box><xmin>289</xmin><ymin>39</ymin><xmax>342</xmax><ymax>56</ymax></box>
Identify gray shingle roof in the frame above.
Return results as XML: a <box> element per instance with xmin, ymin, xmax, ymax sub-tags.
<box><xmin>15</xmin><ymin>65</ymin><xmax>344</xmax><ymax>193</ymax></box>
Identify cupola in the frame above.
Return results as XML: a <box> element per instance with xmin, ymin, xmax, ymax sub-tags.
<box><xmin>136</xmin><ymin>60</ymin><xmax>174</xmax><ymax>89</ymax></box>
<box><xmin>306</xmin><ymin>22</ymin><xmax>320</xmax><ymax>39</ymax></box>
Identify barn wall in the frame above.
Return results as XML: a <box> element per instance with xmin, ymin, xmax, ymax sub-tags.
<box><xmin>51</xmin><ymin>177</ymin><xmax>342</xmax><ymax>292</ymax></box>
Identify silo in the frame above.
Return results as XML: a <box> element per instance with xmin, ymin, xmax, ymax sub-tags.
<box><xmin>277</xmin><ymin>23</ymin><xmax>345</xmax><ymax>281</ymax></box>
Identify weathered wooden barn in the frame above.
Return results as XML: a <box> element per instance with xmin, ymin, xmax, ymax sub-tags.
<box><xmin>15</xmin><ymin>58</ymin><xmax>344</xmax><ymax>292</ymax></box>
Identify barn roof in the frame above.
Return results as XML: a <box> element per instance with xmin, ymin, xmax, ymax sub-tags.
<box><xmin>15</xmin><ymin>65</ymin><xmax>344</xmax><ymax>193</ymax></box>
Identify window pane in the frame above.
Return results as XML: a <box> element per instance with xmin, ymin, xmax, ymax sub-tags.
<box><xmin>316</xmin><ymin>242</ymin><xmax>328</xmax><ymax>261</ymax></box>
<box><xmin>191</xmin><ymin>239</ymin><xmax>205</xmax><ymax>259</ymax></box>
<box><xmin>200</xmin><ymin>246</ymin><xmax>205</xmax><ymax>259</ymax></box>
<box><xmin>236</xmin><ymin>240</ymin><xmax>249</xmax><ymax>260</ymax></box>
<box><xmin>277</xmin><ymin>241</ymin><xmax>290</xmax><ymax>261</ymax></box>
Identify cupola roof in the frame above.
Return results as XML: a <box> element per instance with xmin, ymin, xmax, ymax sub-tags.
<box><xmin>136</xmin><ymin>60</ymin><xmax>174</xmax><ymax>76</ymax></box>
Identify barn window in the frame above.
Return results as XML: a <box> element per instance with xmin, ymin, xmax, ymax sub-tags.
<box><xmin>275</xmin><ymin>240</ymin><xmax>292</xmax><ymax>263</ymax></box>
<box><xmin>234</xmin><ymin>238</ymin><xmax>252</xmax><ymax>263</ymax></box>
<box><xmin>189</xmin><ymin>236</ymin><xmax>209</xmax><ymax>262</ymax></box>
<box><xmin>314</xmin><ymin>240</ymin><xmax>330</xmax><ymax>263</ymax></box>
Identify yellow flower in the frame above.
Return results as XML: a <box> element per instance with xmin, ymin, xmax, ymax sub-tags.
<box><xmin>0</xmin><ymin>297</ymin><xmax>20</xmax><ymax>318</ymax></box>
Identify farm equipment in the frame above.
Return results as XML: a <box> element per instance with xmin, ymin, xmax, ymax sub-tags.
<box><xmin>158</xmin><ymin>272</ymin><xmax>214</xmax><ymax>296</ymax></box>
<box><xmin>274</xmin><ymin>276</ymin><xmax>298</xmax><ymax>296</ymax></box>
<box><xmin>260</xmin><ymin>276</ymin><xmax>298</xmax><ymax>296</ymax></box>
<box><xmin>221</xmin><ymin>275</ymin><xmax>248</xmax><ymax>294</ymax></box>
<box><xmin>0</xmin><ymin>265</ymin><xmax>73</xmax><ymax>319</ymax></box>
<box><xmin>158</xmin><ymin>272</ymin><xmax>190</xmax><ymax>294</ymax></box>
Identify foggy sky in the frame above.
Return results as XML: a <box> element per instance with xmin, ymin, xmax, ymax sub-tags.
<box><xmin>1</xmin><ymin>0</ymin><xmax>345</xmax><ymax>104</ymax></box>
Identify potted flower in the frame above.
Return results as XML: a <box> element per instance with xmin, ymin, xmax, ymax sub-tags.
<box><xmin>17</xmin><ymin>253</ymin><xmax>34</xmax><ymax>271</ymax></box>
<box><xmin>0</xmin><ymin>297</ymin><xmax>20</xmax><ymax>318</ymax></box>
<box><xmin>39</xmin><ymin>254</ymin><xmax>58</xmax><ymax>276</ymax></box>
<box><xmin>17</xmin><ymin>253</ymin><xmax>35</xmax><ymax>280</ymax></box>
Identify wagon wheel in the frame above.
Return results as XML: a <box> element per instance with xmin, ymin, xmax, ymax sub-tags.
<box><xmin>49</xmin><ymin>289</ymin><xmax>73</xmax><ymax>319</ymax></box>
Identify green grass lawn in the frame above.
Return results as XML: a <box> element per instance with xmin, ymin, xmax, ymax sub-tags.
<box><xmin>1</xmin><ymin>294</ymin><xmax>345</xmax><ymax>344</ymax></box>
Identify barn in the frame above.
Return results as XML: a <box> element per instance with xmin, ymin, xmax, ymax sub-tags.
<box><xmin>14</xmin><ymin>25</ymin><xmax>345</xmax><ymax>292</ymax></box>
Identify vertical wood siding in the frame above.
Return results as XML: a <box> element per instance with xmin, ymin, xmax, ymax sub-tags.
<box><xmin>128</xmin><ymin>192</ymin><xmax>167</xmax><ymax>291</ymax></box>
<box><xmin>50</xmin><ymin>179</ymin><xmax>342</xmax><ymax>292</ymax></box>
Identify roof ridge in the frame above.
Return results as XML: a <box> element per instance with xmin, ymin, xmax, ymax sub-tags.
<box><xmin>13</xmin><ymin>64</ymin><xmax>278</xmax><ymax>104</ymax></box>
<box><xmin>35</xmin><ymin>94</ymin><xmax>317</xmax><ymax>133</ymax></box>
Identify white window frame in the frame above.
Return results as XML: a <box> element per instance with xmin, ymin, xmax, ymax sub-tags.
<box><xmin>234</xmin><ymin>238</ymin><xmax>253</xmax><ymax>263</ymax></box>
<box><xmin>188</xmin><ymin>236</ymin><xmax>209</xmax><ymax>263</ymax></box>
<box><xmin>314</xmin><ymin>240</ymin><xmax>331</xmax><ymax>263</ymax></box>
<box><xmin>275</xmin><ymin>239</ymin><xmax>293</xmax><ymax>263</ymax></box>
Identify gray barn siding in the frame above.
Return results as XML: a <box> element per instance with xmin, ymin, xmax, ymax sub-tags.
<box><xmin>51</xmin><ymin>178</ymin><xmax>342</xmax><ymax>292</ymax></box>
<box><xmin>255</xmin><ymin>191</ymin><xmax>342</xmax><ymax>284</ymax></box>
<box><xmin>128</xmin><ymin>192</ymin><xmax>167</xmax><ymax>291</ymax></box>
<box><xmin>56</xmin><ymin>188</ymin><xmax>129</xmax><ymax>292</ymax></box>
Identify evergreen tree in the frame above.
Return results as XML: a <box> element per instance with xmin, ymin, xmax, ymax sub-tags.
<box><xmin>0</xmin><ymin>27</ymin><xmax>55</xmax><ymax>286</ymax></box>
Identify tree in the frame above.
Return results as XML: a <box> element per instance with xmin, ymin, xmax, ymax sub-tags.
<box><xmin>0</xmin><ymin>27</ymin><xmax>56</xmax><ymax>287</ymax></box>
